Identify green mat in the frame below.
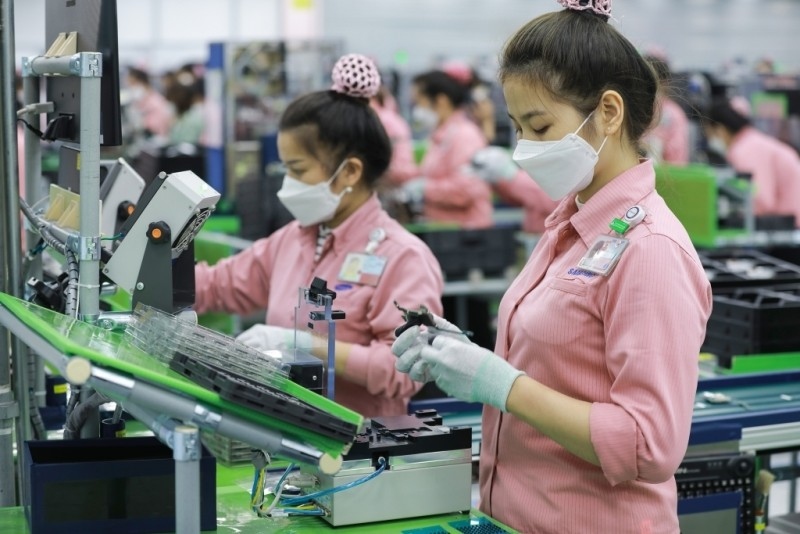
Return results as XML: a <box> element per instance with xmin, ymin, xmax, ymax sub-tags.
<box><xmin>0</xmin><ymin>293</ymin><xmax>363</xmax><ymax>459</ymax></box>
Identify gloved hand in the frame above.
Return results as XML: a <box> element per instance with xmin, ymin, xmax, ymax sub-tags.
<box><xmin>464</xmin><ymin>146</ymin><xmax>518</xmax><ymax>183</ymax></box>
<box><xmin>421</xmin><ymin>335</ymin><xmax>524</xmax><ymax>412</ymax></box>
<box><xmin>400</xmin><ymin>177</ymin><xmax>427</xmax><ymax>205</ymax></box>
<box><xmin>392</xmin><ymin>313</ymin><xmax>470</xmax><ymax>383</ymax></box>
<box><xmin>236</xmin><ymin>324</ymin><xmax>312</xmax><ymax>351</ymax></box>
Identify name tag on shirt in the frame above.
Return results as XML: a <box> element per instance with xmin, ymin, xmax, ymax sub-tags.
<box><xmin>339</xmin><ymin>253</ymin><xmax>387</xmax><ymax>286</ymax></box>
<box><xmin>577</xmin><ymin>235</ymin><xmax>629</xmax><ymax>276</ymax></box>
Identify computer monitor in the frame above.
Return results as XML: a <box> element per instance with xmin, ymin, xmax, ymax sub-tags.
<box><xmin>44</xmin><ymin>0</ymin><xmax>122</xmax><ymax>146</ymax></box>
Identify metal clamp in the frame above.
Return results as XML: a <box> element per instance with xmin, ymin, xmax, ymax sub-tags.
<box><xmin>0</xmin><ymin>400</ymin><xmax>20</xmax><ymax>420</ymax></box>
<box><xmin>24</xmin><ymin>52</ymin><xmax>103</xmax><ymax>78</ymax></box>
<box><xmin>192</xmin><ymin>404</ymin><xmax>222</xmax><ymax>431</ymax></box>
<box><xmin>173</xmin><ymin>425</ymin><xmax>200</xmax><ymax>462</ymax></box>
<box><xmin>67</xmin><ymin>235</ymin><xmax>101</xmax><ymax>261</ymax></box>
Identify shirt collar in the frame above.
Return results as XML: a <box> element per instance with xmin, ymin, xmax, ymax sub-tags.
<box><xmin>300</xmin><ymin>194</ymin><xmax>383</xmax><ymax>256</ymax></box>
<box><xmin>546</xmin><ymin>159</ymin><xmax>656</xmax><ymax>246</ymax></box>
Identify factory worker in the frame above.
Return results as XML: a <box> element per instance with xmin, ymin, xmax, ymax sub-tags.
<box><xmin>642</xmin><ymin>53</ymin><xmax>691</xmax><ymax>165</ymax></box>
<box><xmin>370</xmin><ymin>86</ymin><xmax>419</xmax><ymax>186</ymax></box>
<box><xmin>393</xmin><ymin>1</ymin><xmax>712</xmax><ymax>532</ymax></box>
<box><xmin>702</xmin><ymin>96</ymin><xmax>800</xmax><ymax>227</ymax></box>
<box><xmin>195</xmin><ymin>54</ymin><xmax>444</xmax><ymax>418</ymax></box>
<box><xmin>401</xmin><ymin>70</ymin><xmax>494</xmax><ymax>228</ymax></box>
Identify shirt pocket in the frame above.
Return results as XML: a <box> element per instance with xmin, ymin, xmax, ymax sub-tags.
<box><xmin>548</xmin><ymin>277</ymin><xmax>589</xmax><ymax>297</ymax></box>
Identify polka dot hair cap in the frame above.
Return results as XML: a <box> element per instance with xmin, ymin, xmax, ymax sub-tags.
<box><xmin>557</xmin><ymin>0</ymin><xmax>612</xmax><ymax>18</ymax></box>
<box><xmin>330</xmin><ymin>54</ymin><xmax>381</xmax><ymax>99</ymax></box>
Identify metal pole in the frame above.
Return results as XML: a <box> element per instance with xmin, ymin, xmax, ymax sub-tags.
<box><xmin>22</xmin><ymin>75</ymin><xmax>46</xmax><ymax>413</ymax></box>
<box><xmin>173</xmin><ymin>425</ymin><xmax>201</xmax><ymax>534</ymax></box>
<box><xmin>77</xmin><ymin>58</ymin><xmax>102</xmax><ymax>324</ymax></box>
<box><xmin>0</xmin><ymin>0</ymin><xmax>29</xmax><ymax>507</ymax></box>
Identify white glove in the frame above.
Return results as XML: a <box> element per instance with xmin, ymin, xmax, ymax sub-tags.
<box><xmin>392</xmin><ymin>314</ymin><xmax>470</xmax><ymax>383</ymax></box>
<box><xmin>465</xmin><ymin>146</ymin><xmax>518</xmax><ymax>183</ymax></box>
<box><xmin>235</xmin><ymin>324</ymin><xmax>311</xmax><ymax>352</ymax></box>
<box><xmin>420</xmin><ymin>335</ymin><xmax>524</xmax><ymax>411</ymax></box>
<box><xmin>400</xmin><ymin>177</ymin><xmax>427</xmax><ymax>204</ymax></box>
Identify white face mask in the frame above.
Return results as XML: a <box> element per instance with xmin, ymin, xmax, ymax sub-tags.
<box><xmin>512</xmin><ymin>113</ymin><xmax>607</xmax><ymax>201</ymax></box>
<box><xmin>707</xmin><ymin>136</ymin><xmax>728</xmax><ymax>156</ymax></box>
<box><xmin>277</xmin><ymin>161</ymin><xmax>351</xmax><ymax>227</ymax></box>
<box><xmin>412</xmin><ymin>106</ymin><xmax>439</xmax><ymax>134</ymax></box>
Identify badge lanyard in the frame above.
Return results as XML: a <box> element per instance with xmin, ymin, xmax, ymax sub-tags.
<box><xmin>577</xmin><ymin>205</ymin><xmax>646</xmax><ymax>276</ymax></box>
<box><xmin>338</xmin><ymin>228</ymin><xmax>388</xmax><ymax>286</ymax></box>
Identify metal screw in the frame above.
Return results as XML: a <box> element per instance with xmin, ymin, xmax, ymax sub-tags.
<box><xmin>135</xmin><ymin>282</ymin><xmax>144</xmax><ymax>290</ymax></box>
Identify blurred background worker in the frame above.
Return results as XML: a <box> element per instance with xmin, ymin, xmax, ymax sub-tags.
<box><xmin>642</xmin><ymin>52</ymin><xmax>691</xmax><ymax>165</ymax></box>
<box><xmin>702</xmin><ymin>95</ymin><xmax>800</xmax><ymax>227</ymax></box>
<box><xmin>402</xmin><ymin>69</ymin><xmax>493</xmax><ymax>228</ymax></box>
<box><xmin>193</xmin><ymin>54</ymin><xmax>444</xmax><ymax>418</ymax></box>
<box><xmin>370</xmin><ymin>85</ymin><xmax>418</xmax><ymax>186</ymax></box>
<box><xmin>124</xmin><ymin>66</ymin><xmax>174</xmax><ymax>140</ymax></box>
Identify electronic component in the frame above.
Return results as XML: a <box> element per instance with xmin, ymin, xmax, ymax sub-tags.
<box><xmin>303</xmin><ymin>410</ymin><xmax>473</xmax><ymax>526</ymax></box>
<box><xmin>103</xmin><ymin>170</ymin><xmax>219</xmax><ymax>312</ymax></box>
<box><xmin>676</xmin><ymin>452</ymin><xmax>755</xmax><ymax>533</ymax></box>
<box><xmin>394</xmin><ymin>301</ymin><xmax>435</xmax><ymax>337</ymax></box>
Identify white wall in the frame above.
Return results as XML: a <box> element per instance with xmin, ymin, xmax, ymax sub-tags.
<box><xmin>12</xmin><ymin>0</ymin><xmax>800</xmax><ymax>74</ymax></box>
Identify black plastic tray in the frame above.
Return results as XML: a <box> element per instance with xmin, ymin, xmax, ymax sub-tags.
<box><xmin>169</xmin><ymin>353</ymin><xmax>357</xmax><ymax>443</ymax></box>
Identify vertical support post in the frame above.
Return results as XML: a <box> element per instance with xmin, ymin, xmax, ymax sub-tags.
<box><xmin>22</xmin><ymin>75</ymin><xmax>46</xmax><ymax>412</ymax></box>
<box><xmin>0</xmin><ymin>0</ymin><xmax>28</xmax><ymax>506</ymax></box>
<box><xmin>77</xmin><ymin>53</ymin><xmax>103</xmax><ymax>324</ymax></box>
<box><xmin>173</xmin><ymin>425</ymin><xmax>201</xmax><ymax>534</ymax></box>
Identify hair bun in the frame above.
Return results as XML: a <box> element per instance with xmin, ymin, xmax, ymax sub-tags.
<box><xmin>557</xmin><ymin>0</ymin><xmax>612</xmax><ymax>19</ymax></box>
<box><xmin>331</xmin><ymin>54</ymin><xmax>381</xmax><ymax>99</ymax></box>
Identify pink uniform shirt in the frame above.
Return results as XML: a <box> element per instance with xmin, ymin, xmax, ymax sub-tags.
<box><xmin>371</xmin><ymin>102</ymin><xmax>419</xmax><ymax>185</ymax></box>
<box><xmin>419</xmin><ymin>110</ymin><xmax>493</xmax><ymax>228</ymax></box>
<box><xmin>480</xmin><ymin>160</ymin><xmax>712</xmax><ymax>533</ymax></box>
<box><xmin>726</xmin><ymin>126</ymin><xmax>800</xmax><ymax>227</ymax></box>
<box><xmin>646</xmin><ymin>97</ymin><xmax>690</xmax><ymax>165</ymax></box>
<box><xmin>194</xmin><ymin>195</ymin><xmax>444</xmax><ymax>417</ymax></box>
<box><xmin>135</xmin><ymin>90</ymin><xmax>174</xmax><ymax>137</ymax></box>
<box><xmin>493</xmin><ymin>170</ymin><xmax>559</xmax><ymax>233</ymax></box>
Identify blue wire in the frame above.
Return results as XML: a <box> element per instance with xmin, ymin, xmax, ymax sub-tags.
<box><xmin>273</xmin><ymin>508</ymin><xmax>326</xmax><ymax>516</ymax></box>
<box><xmin>274</xmin><ymin>463</ymin><xmax>295</xmax><ymax>493</ymax></box>
<box><xmin>280</xmin><ymin>457</ymin><xmax>387</xmax><ymax>507</ymax></box>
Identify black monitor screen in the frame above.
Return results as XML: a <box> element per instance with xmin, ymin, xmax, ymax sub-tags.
<box><xmin>45</xmin><ymin>0</ymin><xmax>122</xmax><ymax>146</ymax></box>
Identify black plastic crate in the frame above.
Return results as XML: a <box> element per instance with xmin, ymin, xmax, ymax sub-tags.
<box><xmin>698</xmin><ymin>249</ymin><xmax>800</xmax><ymax>289</ymax></box>
<box><xmin>702</xmin><ymin>284</ymin><xmax>800</xmax><ymax>364</ymax></box>
<box><xmin>413</xmin><ymin>226</ymin><xmax>518</xmax><ymax>281</ymax></box>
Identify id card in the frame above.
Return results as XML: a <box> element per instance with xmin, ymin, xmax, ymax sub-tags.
<box><xmin>339</xmin><ymin>253</ymin><xmax>388</xmax><ymax>286</ymax></box>
<box><xmin>577</xmin><ymin>235</ymin><xmax>629</xmax><ymax>276</ymax></box>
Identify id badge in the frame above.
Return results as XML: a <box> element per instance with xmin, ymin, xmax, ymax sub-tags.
<box><xmin>339</xmin><ymin>253</ymin><xmax>388</xmax><ymax>286</ymax></box>
<box><xmin>577</xmin><ymin>235</ymin><xmax>629</xmax><ymax>276</ymax></box>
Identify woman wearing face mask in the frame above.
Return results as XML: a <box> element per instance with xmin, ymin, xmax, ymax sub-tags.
<box><xmin>194</xmin><ymin>54</ymin><xmax>444</xmax><ymax>417</ymax></box>
<box><xmin>403</xmin><ymin>70</ymin><xmax>494</xmax><ymax>228</ymax></box>
<box><xmin>393</xmin><ymin>1</ymin><xmax>712</xmax><ymax>531</ymax></box>
<box><xmin>702</xmin><ymin>96</ymin><xmax>800</xmax><ymax>228</ymax></box>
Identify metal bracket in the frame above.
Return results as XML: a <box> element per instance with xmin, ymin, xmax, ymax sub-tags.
<box><xmin>173</xmin><ymin>425</ymin><xmax>200</xmax><ymax>462</ymax></box>
<box><xmin>192</xmin><ymin>404</ymin><xmax>222</xmax><ymax>431</ymax></box>
<box><xmin>0</xmin><ymin>400</ymin><xmax>20</xmax><ymax>420</ymax></box>
<box><xmin>67</xmin><ymin>235</ymin><xmax>101</xmax><ymax>261</ymax></box>
<box><xmin>75</xmin><ymin>52</ymin><xmax>102</xmax><ymax>78</ymax></box>
<box><xmin>23</xmin><ymin>52</ymin><xmax>102</xmax><ymax>78</ymax></box>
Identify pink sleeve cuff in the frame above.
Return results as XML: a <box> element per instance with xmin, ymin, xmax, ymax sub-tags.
<box><xmin>590</xmin><ymin>402</ymin><xmax>639</xmax><ymax>486</ymax></box>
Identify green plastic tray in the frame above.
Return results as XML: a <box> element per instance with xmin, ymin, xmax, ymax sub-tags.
<box><xmin>0</xmin><ymin>293</ymin><xmax>363</xmax><ymax>459</ymax></box>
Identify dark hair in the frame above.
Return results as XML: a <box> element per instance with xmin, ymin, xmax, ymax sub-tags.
<box><xmin>127</xmin><ymin>67</ymin><xmax>151</xmax><ymax>86</ymax></box>
<box><xmin>279</xmin><ymin>91</ymin><xmax>391</xmax><ymax>187</ymax></box>
<box><xmin>703</xmin><ymin>96</ymin><xmax>750</xmax><ymax>134</ymax></box>
<box><xmin>413</xmin><ymin>70</ymin><xmax>472</xmax><ymax>108</ymax></box>
<box><xmin>644</xmin><ymin>55</ymin><xmax>671</xmax><ymax>84</ymax></box>
<box><xmin>499</xmin><ymin>10</ymin><xmax>658</xmax><ymax>145</ymax></box>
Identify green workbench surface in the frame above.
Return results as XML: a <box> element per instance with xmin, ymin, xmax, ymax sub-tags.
<box><xmin>0</xmin><ymin>292</ymin><xmax>362</xmax><ymax>459</ymax></box>
<box><xmin>0</xmin><ymin>462</ymin><xmax>517</xmax><ymax>533</ymax></box>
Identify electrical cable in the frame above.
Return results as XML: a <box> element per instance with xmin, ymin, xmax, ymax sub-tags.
<box><xmin>16</xmin><ymin>117</ymin><xmax>44</xmax><ymax>139</ymax></box>
<box><xmin>279</xmin><ymin>457</ymin><xmax>387</xmax><ymax>507</ymax></box>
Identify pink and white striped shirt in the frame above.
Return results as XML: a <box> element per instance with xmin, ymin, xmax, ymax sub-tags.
<box><xmin>480</xmin><ymin>160</ymin><xmax>712</xmax><ymax>533</ymax></box>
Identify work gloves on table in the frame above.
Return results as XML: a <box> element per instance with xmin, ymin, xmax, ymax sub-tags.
<box><xmin>236</xmin><ymin>324</ymin><xmax>312</xmax><ymax>352</ymax></box>
<box><xmin>391</xmin><ymin>314</ymin><xmax>524</xmax><ymax>412</ymax></box>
